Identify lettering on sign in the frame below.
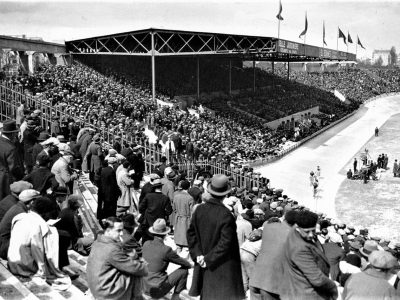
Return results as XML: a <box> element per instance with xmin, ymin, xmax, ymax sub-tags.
<box><xmin>278</xmin><ymin>40</ymin><xmax>299</xmax><ymax>54</ymax></box>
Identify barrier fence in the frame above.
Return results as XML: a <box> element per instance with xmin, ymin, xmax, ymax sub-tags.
<box><xmin>0</xmin><ymin>81</ymin><xmax>266</xmax><ymax>189</ymax></box>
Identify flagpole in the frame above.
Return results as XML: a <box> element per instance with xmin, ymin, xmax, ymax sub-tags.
<box><xmin>347</xmin><ymin>31</ymin><xmax>349</xmax><ymax>53</ymax></box>
<box><xmin>322</xmin><ymin>21</ymin><xmax>325</xmax><ymax>57</ymax></box>
<box><xmin>356</xmin><ymin>38</ymin><xmax>358</xmax><ymax>60</ymax></box>
<box><xmin>337</xmin><ymin>27</ymin><xmax>339</xmax><ymax>51</ymax></box>
<box><xmin>278</xmin><ymin>18</ymin><xmax>281</xmax><ymax>40</ymax></box>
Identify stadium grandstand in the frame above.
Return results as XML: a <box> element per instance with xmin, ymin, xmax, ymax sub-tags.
<box><xmin>1</xmin><ymin>26</ymin><xmax>400</xmax><ymax>300</ymax></box>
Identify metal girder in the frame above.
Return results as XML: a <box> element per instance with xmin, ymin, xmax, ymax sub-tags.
<box><xmin>65</xmin><ymin>28</ymin><xmax>356</xmax><ymax>61</ymax></box>
<box><xmin>0</xmin><ymin>35</ymin><xmax>65</xmax><ymax>54</ymax></box>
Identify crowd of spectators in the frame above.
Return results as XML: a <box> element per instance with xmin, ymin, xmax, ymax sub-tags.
<box><xmin>2</xmin><ymin>60</ymin><xmax>400</xmax><ymax>299</ymax></box>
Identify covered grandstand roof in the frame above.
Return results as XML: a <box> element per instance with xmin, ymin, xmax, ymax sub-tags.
<box><xmin>65</xmin><ymin>28</ymin><xmax>356</xmax><ymax>62</ymax></box>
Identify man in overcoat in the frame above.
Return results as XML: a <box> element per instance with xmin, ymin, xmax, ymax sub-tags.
<box><xmin>0</xmin><ymin>120</ymin><xmax>24</xmax><ymax>199</ymax></box>
<box><xmin>97</xmin><ymin>157</ymin><xmax>120</xmax><ymax>220</ymax></box>
<box><xmin>173</xmin><ymin>180</ymin><xmax>194</xmax><ymax>252</ymax></box>
<box><xmin>87</xmin><ymin>216</ymin><xmax>148</xmax><ymax>300</ymax></box>
<box><xmin>280</xmin><ymin>210</ymin><xmax>338</xmax><ymax>300</ymax></box>
<box><xmin>250</xmin><ymin>209</ymin><xmax>298</xmax><ymax>300</ymax></box>
<box><xmin>187</xmin><ymin>174</ymin><xmax>245</xmax><ymax>300</ymax></box>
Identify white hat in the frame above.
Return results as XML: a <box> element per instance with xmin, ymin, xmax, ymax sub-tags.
<box><xmin>19</xmin><ymin>189</ymin><xmax>40</xmax><ymax>202</ymax></box>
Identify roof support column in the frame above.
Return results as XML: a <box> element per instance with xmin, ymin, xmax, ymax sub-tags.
<box><xmin>272</xmin><ymin>61</ymin><xmax>275</xmax><ymax>74</ymax></box>
<box><xmin>151</xmin><ymin>31</ymin><xmax>156</xmax><ymax>102</ymax></box>
<box><xmin>287</xmin><ymin>61</ymin><xmax>290</xmax><ymax>80</ymax></box>
<box><xmin>197</xmin><ymin>56</ymin><xmax>200</xmax><ymax>100</ymax></box>
<box><xmin>229</xmin><ymin>59</ymin><xmax>232</xmax><ymax>95</ymax></box>
<box><xmin>253</xmin><ymin>59</ymin><xmax>256</xmax><ymax>94</ymax></box>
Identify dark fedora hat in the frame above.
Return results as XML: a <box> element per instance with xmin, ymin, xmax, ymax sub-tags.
<box><xmin>207</xmin><ymin>174</ymin><xmax>231</xmax><ymax>197</ymax></box>
<box><xmin>37</xmin><ymin>132</ymin><xmax>50</xmax><ymax>141</ymax></box>
<box><xmin>2</xmin><ymin>119</ymin><xmax>19</xmax><ymax>133</ymax></box>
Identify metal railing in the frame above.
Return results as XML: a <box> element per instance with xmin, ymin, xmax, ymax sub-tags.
<box><xmin>0</xmin><ymin>81</ymin><xmax>266</xmax><ymax>189</ymax></box>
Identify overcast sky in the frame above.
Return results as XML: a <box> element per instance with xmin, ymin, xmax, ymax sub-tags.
<box><xmin>1</xmin><ymin>0</ymin><xmax>399</xmax><ymax>58</ymax></box>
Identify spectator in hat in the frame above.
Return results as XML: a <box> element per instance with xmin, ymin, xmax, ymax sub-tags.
<box><xmin>188</xmin><ymin>180</ymin><xmax>203</xmax><ymax>205</ymax></box>
<box><xmin>173</xmin><ymin>180</ymin><xmax>194</xmax><ymax>253</ymax></box>
<box><xmin>56</xmin><ymin>195</ymin><xmax>93</xmax><ymax>256</ymax></box>
<box><xmin>87</xmin><ymin>133</ymin><xmax>104</xmax><ymax>183</ymax></box>
<box><xmin>323</xmin><ymin>232</ymin><xmax>346</xmax><ymax>281</ymax></box>
<box><xmin>0</xmin><ymin>119</ymin><xmax>24</xmax><ymax>199</ymax></box>
<box><xmin>250</xmin><ymin>209</ymin><xmax>298</xmax><ymax>300</ymax></box>
<box><xmin>23</xmin><ymin>119</ymin><xmax>39</xmax><ymax>174</ymax></box>
<box><xmin>359</xmin><ymin>240</ymin><xmax>379</xmax><ymax>269</ymax></box>
<box><xmin>280</xmin><ymin>210</ymin><xmax>338</xmax><ymax>300</ymax></box>
<box><xmin>87</xmin><ymin>216</ymin><xmax>148</xmax><ymax>300</ymax></box>
<box><xmin>0</xmin><ymin>181</ymin><xmax>32</xmax><ymax>222</ymax></box>
<box><xmin>98</xmin><ymin>156</ymin><xmax>121</xmax><ymax>221</ymax></box>
<box><xmin>139</xmin><ymin>173</ymin><xmax>160</xmax><ymax>203</ymax></box>
<box><xmin>343</xmin><ymin>250</ymin><xmax>400</xmax><ymax>299</ymax></box>
<box><xmin>51</xmin><ymin>149</ymin><xmax>78</xmax><ymax>191</ymax></box>
<box><xmin>23</xmin><ymin>154</ymin><xmax>58</xmax><ymax>195</ymax></box>
<box><xmin>137</xmin><ymin>178</ymin><xmax>172</xmax><ymax>244</ymax></box>
<box><xmin>188</xmin><ymin>174</ymin><xmax>245</xmax><ymax>300</ymax></box>
<box><xmin>112</xmin><ymin>136</ymin><xmax>122</xmax><ymax>154</ymax></box>
<box><xmin>236</xmin><ymin>209</ymin><xmax>253</xmax><ymax>247</ymax></box>
<box><xmin>51</xmin><ymin>116</ymin><xmax>61</xmax><ymax>137</ymax></box>
<box><xmin>32</xmin><ymin>131</ymin><xmax>49</xmax><ymax>164</ymax></box>
<box><xmin>142</xmin><ymin>218</ymin><xmax>192</xmax><ymax>300</ymax></box>
<box><xmin>0</xmin><ymin>189</ymin><xmax>40</xmax><ymax>259</ymax></box>
<box><xmin>116</xmin><ymin>161</ymin><xmax>135</xmax><ymax>214</ymax></box>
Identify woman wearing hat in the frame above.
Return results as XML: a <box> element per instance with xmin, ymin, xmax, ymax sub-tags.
<box><xmin>187</xmin><ymin>174</ymin><xmax>245</xmax><ymax>300</ymax></box>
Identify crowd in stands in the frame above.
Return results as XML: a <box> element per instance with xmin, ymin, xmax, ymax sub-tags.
<box><xmin>274</xmin><ymin>66</ymin><xmax>400</xmax><ymax>103</ymax></box>
<box><xmin>0</xmin><ymin>110</ymin><xmax>400</xmax><ymax>299</ymax></box>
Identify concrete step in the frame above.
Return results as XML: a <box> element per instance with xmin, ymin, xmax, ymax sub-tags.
<box><xmin>0</xmin><ymin>259</ymin><xmax>88</xmax><ymax>300</ymax></box>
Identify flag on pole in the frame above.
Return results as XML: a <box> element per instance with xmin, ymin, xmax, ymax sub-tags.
<box><xmin>276</xmin><ymin>0</ymin><xmax>283</xmax><ymax>20</ymax></box>
<box><xmin>348</xmin><ymin>32</ymin><xmax>353</xmax><ymax>43</ymax></box>
<box><xmin>338</xmin><ymin>27</ymin><xmax>347</xmax><ymax>45</ymax></box>
<box><xmin>299</xmin><ymin>12</ymin><xmax>308</xmax><ymax>38</ymax></box>
<box><xmin>323</xmin><ymin>21</ymin><xmax>327</xmax><ymax>46</ymax></box>
<box><xmin>357</xmin><ymin>36</ymin><xmax>365</xmax><ymax>49</ymax></box>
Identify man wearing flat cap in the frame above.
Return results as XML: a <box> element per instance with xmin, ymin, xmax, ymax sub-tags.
<box><xmin>0</xmin><ymin>119</ymin><xmax>24</xmax><ymax>199</ymax></box>
<box><xmin>188</xmin><ymin>174</ymin><xmax>245</xmax><ymax>300</ymax></box>
<box><xmin>343</xmin><ymin>250</ymin><xmax>400</xmax><ymax>299</ymax></box>
<box><xmin>0</xmin><ymin>181</ymin><xmax>32</xmax><ymax>222</ymax></box>
<box><xmin>280</xmin><ymin>210</ymin><xmax>338</xmax><ymax>300</ymax></box>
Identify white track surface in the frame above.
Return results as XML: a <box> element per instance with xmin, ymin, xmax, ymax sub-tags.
<box><xmin>255</xmin><ymin>95</ymin><xmax>400</xmax><ymax>217</ymax></box>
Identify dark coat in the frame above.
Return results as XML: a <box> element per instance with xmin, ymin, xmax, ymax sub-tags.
<box><xmin>0</xmin><ymin>136</ymin><xmax>24</xmax><ymax>199</ymax></box>
<box><xmin>188</xmin><ymin>186</ymin><xmax>202</xmax><ymax>204</ymax></box>
<box><xmin>0</xmin><ymin>201</ymin><xmax>28</xmax><ymax>259</ymax></box>
<box><xmin>250</xmin><ymin>221</ymin><xmax>291</xmax><ymax>294</ymax></box>
<box><xmin>56</xmin><ymin>207</ymin><xmax>83</xmax><ymax>243</ymax></box>
<box><xmin>322</xmin><ymin>242</ymin><xmax>346</xmax><ymax>282</ymax></box>
<box><xmin>139</xmin><ymin>182</ymin><xmax>154</xmax><ymax>203</ymax></box>
<box><xmin>87</xmin><ymin>235</ymin><xmax>148</xmax><ymax>300</ymax></box>
<box><xmin>187</xmin><ymin>198</ymin><xmax>245</xmax><ymax>300</ymax></box>
<box><xmin>139</xmin><ymin>191</ymin><xmax>172</xmax><ymax>227</ymax></box>
<box><xmin>23</xmin><ymin>167</ymin><xmax>58</xmax><ymax>195</ymax></box>
<box><xmin>31</xmin><ymin>143</ymin><xmax>43</xmax><ymax>164</ymax></box>
<box><xmin>0</xmin><ymin>194</ymin><xmax>19</xmax><ymax>223</ymax></box>
<box><xmin>97</xmin><ymin>166</ymin><xmax>120</xmax><ymax>219</ymax></box>
<box><xmin>281</xmin><ymin>228</ymin><xmax>337</xmax><ymax>300</ymax></box>
<box><xmin>142</xmin><ymin>238</ymin><xmax>191</xmax><ymax>291</ymax></box>
<box><xmin>22</xmin><ymin>128</ymin><xmax>38</xmax><ymax>168</ymax></box>
<box><xmin>88</xmin><ymin>142</ymin><xmax>103</xmax><ymax>172</ymax></box>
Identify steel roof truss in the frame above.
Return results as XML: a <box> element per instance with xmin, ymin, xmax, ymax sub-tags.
<box><xmin>112</xmin><ymin>36</ymin><xmax>129</xmax><ymax>53</ymax></box>
<box><xmin>97</xmin><ymin>38</ymin><xmax>112</xmax><ymax>53</ymax></box>
<box><xmin>155</xmin><ymin>33</ymin><xmax>176</xmax><ymax>53</ymax></box>
<box><xmin>130</xmin><ymin>33</ymin><xmax>151</xmax><ymax>53</ymax></box>
<box><xmin>177</xmin><ymin>34</ymin><xmax>195</xmax><ymax>53</ymax></box>
<box><xmin>197</xmin><ymin>35</ymin><xmax>214</xmax><ymax>52</ymax></box>
<box><xmin>216</xmin><ymin>36</ymin><xmax>231</xmax><ymax>51</ymax></box>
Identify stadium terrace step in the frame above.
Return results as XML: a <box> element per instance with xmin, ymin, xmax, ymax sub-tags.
<box><xmin>0</xmin><ymin>259</ymin><xmax>88</xmax><ymax>300</ymax></box>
